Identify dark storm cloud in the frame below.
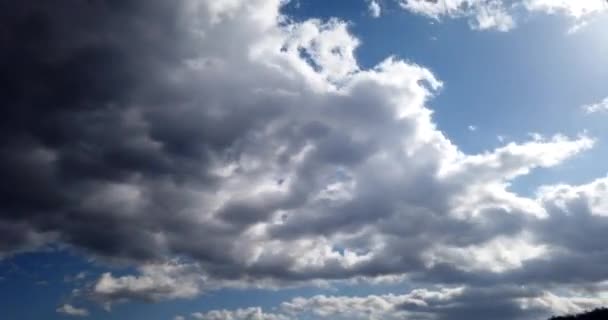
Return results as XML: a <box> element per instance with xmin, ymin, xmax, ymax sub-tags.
<box><xmin>0</xmin><ymin>0</ymin><xmax>251</xmax><ymax>261</ymax></box>
<box><xmin>0</xmin><ymin>0</ymin><xmax>312</xmax><ymax>268</ymax></box>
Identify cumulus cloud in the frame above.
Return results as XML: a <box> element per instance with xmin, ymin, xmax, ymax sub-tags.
<box><xmin>56</xmin><ymin>304</ymin><xmax>89</xmax><ymax>317</ymax></box>
<box><xmin>92</xmin><ymin>261</ymin><xmax>205</xmax><ymax>304</ymax></box>
<box><xmin>188</xmin><ymin>286</ymin><xmax>608</xmax><ymax>320</ymax></box>
<box><xmin>1</xmin><ymin>0</ymin><xmax>608</xmax><ymax>317</ymax></box>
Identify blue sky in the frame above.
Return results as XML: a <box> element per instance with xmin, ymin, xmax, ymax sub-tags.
<box><xmin>2</xmin><ymin>1</ymin><xmax>608</xmax><ymax>320</ymax></box>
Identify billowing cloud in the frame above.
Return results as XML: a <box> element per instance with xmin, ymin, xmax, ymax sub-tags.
<box><xmin>1</xmin><ymin>0</ymin><xmax>607</xmax><ymax>317</ymax></box>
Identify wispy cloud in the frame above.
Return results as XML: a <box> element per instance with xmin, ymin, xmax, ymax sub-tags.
<box><xmin>367</xmin><ymin>0</ymin><xmax>382</xmax><ymax>18</ymax></box>
<box><xmin>56</xmin><ymin>304</ymin><xmax>89</xmax><ymax>317</ymax></box>
<box><xmin>398</xmin><ymin>0</ymin><xmax>607</xmax><ymax>31</ymax></box>
<box><xmin>582</xmin><ymin>97</ymin><xmax>608</xmax><ymax>114</ymax></box>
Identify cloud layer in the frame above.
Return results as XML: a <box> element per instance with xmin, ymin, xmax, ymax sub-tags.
<box><xmin>398</xmin><ymin>0</ymin><xmax>607</xmax><ymax>31</ymax></box>
<box><xmin>188</xmin><ymin>286</ymin><xmax>608</xmax><ymax>320</ymax></box>
<box><xmin>1</xmin><ymin>0</ymin><xmax>607</xmax><ymax>318</ymax></box>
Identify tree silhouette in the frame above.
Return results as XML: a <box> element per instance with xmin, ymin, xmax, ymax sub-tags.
<box><xmin>549</xmin><ymin>308</ymin><xmax>608</xmax><ymax>320</ymax></box>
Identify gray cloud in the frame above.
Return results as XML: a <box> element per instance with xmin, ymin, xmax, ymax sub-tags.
<box><xmin>188</xmin><ymin>285</ymin><xmax>607</xmax><ymax>320</ymax></box>
<box><xmin>1</xmin><ymin>0</ymin><xmax>607</xmax><ymax>316</ymax></box>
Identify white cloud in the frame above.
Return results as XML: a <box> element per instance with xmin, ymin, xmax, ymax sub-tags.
<box><xmin>567</xmin><ymin>19</ymin><xmax>591</xmax><ymax>34</ymax></box>
<box><xmin>280</xmin><ymin>288</ymin><xmax>466</xmax><ymax>319</ymax></box>
<box><xmin>399</xmin><ymin>0</ymin><xmax>516</xmax><ymax>31</ymax></box>
<box><xmin>582</xmin><ymin>97</ymin><xmax>608</xmax><ymax>113</ymax></box>
<box><xmin>93</xmin><ymin>261</ymin><xmax>205</xmax><ymax>304</ymax></box>
<box><xmin>471</xmin><ymin>1</ymin><xmax>515</xmax><ymax>31</ymax></box>
<box><xmin>520</xmin><ymin>291</ymin><xmax>608</xmax><ymax>316</ymax></box>
<box><xmin>524</xmin><ymin>0</ymin><xmax>608</xmax><ymax>18</ymax></box>
<box><xmin>367</xmin><ymin>0</ymin><xmax>382</xmax><ymax>18</ymax></box>
<box><xmin>192</xmin><ymin>308</ymin><xmax>289</xmax><ymax>320</ymax></box>
<box><xmin>537</xmin><ymin>175</ymin><xmax>608</xmax><ymax>217</ymax></box>
<box><xmin>423</xmin><ymin>235</ymin><xmax>547</xmax><ymax>272</ymax></box>
<box><xmin>399</xmin><ymin>0</ymin><xmax>607</xmax><ymax>31</ymax></box>
<box><xmin>524</xmin><ymin>0</ymin><xmax>608</xmax><ymax>34</ymax></box>
<box><xmin>279</xmin><ymin>18</ymin><xmax>360</xmax><ymax>81</ymax></box>
<box><xmin>190</xmin><ymin>287</ymin><xmax>465</xmax><ymax>320</ymax></box>
<box><xmin>56</xmin><ymin>304</ymin><xmax>89</xmax><ymax>317</ymax></box>
<box><xmin>191</xmin><ymin>286</ymin><xmax>608</xmax><ymax>320</ymax></box>
<box><xmin>440</xmin><ymin>134</ymin><xmax>594</xmax><ymax>182</ymax></box>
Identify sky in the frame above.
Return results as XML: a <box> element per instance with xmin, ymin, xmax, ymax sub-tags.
<box><xmin>1</xmin><ymin>1</ymin><xmax>608</xmax><ymax>319</ymax></box>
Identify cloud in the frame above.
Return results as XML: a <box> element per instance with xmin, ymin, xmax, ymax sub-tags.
<box><xmin>398</xmin><ymin>0</ymin><xmax>607</xmax><ymax>31</ymax></box>
<box><xmin>192</xmin><ymin>308</ymin><xmax>289</xmax><ymax>320</ymax></box>
<box><xmin>0</xmin><ymin>221</ymin><xmax>54</xmax><ymax>260</ymax></box>
<box><xmin>56</xmin><ymin>304</ymin><xmax>89</xmax><ymax>317</ymax></box>
<box><xmin>367</xmin><ymin>0</ymin><xmax>382</xmax><ymax>18</ymax></box>
<box><xmin>582</xmin><ymin>97</ymin><xmax>608</xmax><ymax>114</ymax></box>
<box><xmin>471</xmin><ymin>1</ymin><xmax>515</xmax><ymax>31</ymax></box>
<box><xmin>93</xmin><ymin>261</ymin><xmax>205</xmax><ymax>304</ymax></box>
<box><xmin>279</xmin><ymin>288</ymin><xmax>466</xmax><ymax>319</ymax></box>
<box><xmin>1</xmin><ymin>0</ymin><xmax>607</xmax><ymax>317</ymax></box>
<box><xmin>189</xmin><ymin>285</ymin><xmax>608</xmax><ymax>320</ymax></box>
<box><xmin>65</xmin><ymin>271</ymin><xmax>88</xmax><ymax>283</ymax></box>
<box><xmin>521</xmin><ymin>291</ymin><xmax>608</xmax><ymax>316</ymax></box>
<box><xmin>188</xmin><ymin>288</ymin><xmax>461</xmax><ymax>320</ymax></box>
<box><xmin>398</xmin><ymin>0</ymin><xmax>516</xmax><ymax>31</ymax></box>
<box><xmin>523</xmin><ymin>0</ymin><xmax>608</xmax><ymax>18</ymax></box>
